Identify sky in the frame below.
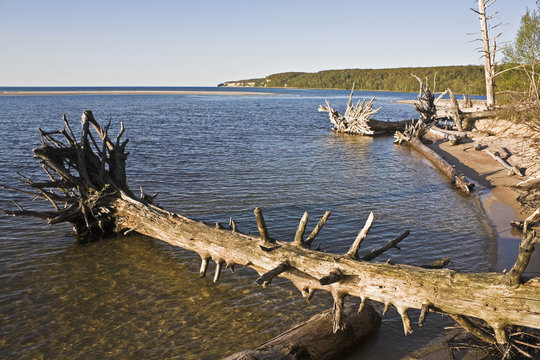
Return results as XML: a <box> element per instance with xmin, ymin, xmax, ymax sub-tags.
<box><xmin>0</xmin><ymin>0</ymin><xmax>537</xmax><ymax>86</ymax></box>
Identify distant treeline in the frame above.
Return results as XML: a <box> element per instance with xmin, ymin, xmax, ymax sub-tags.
<box><xmin>220</xmin><ymin>65</ymin><xmax>486</xmax><ymax>95</ymax></box>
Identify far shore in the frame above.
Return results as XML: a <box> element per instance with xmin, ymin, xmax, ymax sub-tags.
<box><xmin>0</xmin><ymin>90</ymin><xmax>276</xmax><ymax>96</ymax></box>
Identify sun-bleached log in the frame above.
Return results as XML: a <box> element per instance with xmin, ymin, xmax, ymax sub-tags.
<box><xmin>394</xmin><ymin>122</ymin><xmax>474</xmax><ymax>194</ymax></box>
<box><xmin>485</xmin><ymin>149</ymin><xmax>524</xmax><ymax>177</ymax></box>
<box><xmin>5</xmin><ymin>112</ymin><xmax>540</xmax><ymax>351</ymax></box>
<box><xmin>428</xmin><ymin>125</ymin><xmax>462</xmax><ymax>145</ymax></box>
<box><xmin>224</xmin><ymin>303</ymin><xmax>381</xmax><ymax>360</ymax></box>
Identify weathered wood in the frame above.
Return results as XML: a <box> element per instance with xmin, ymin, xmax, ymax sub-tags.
<box><xmin>411</xmin><ymin>74</ymin><xmax>437</xmax><ymax>122</ymax></box>
<box><xmin>256</xmin><ymin>263</ymin><xmax>290</xmax><ymax>287</ymax></box>
<box><xmin>254</xmin><ymin>207</ymin><xmax>273</xmax><ymax>243</ymax></box>
<box><xmin>507</xmin><ymin>231</ymin><xmax>537</xmax><ymax>285</ymax></box>
<box><xmin>347</xmin><ymin>212</ymin><xmax>374</xmax><ymax>258</ymax></box>
<box><xmin>111</xmin><ymin>194</ymin><xmax>540</xmax><ymax>334</ymax></box>
<box><xmin>5</xmin><ymin>112</ymin><xmax>540</xmax><ymax>350</ymax></box>
<box><xmin>361</xmin><ymin>229</ymin><xmax>410</xmax><ymax>261</ymax></box>
<box><xmin>428</xmin><ymin>126</ymin><xmax>461</xmax><ymax>145</ymax></box>
<box><xmin>304</xmin><ymin>210</ymin><xmax>331</xmax><ymax>247</ymax></box>
<box><xmin>475</xmin><ymin>0</ymin><xmax>497</xmax><ymax>108</ymax></box>
<box><xmin>224</xmin><ymin>303</ymin><xmax>381</xmax><ymax>360</ymax></box>
<box><xmin>447</xmin><ymin>89</ymin><xmax>465</xmax><ymax>132</ymax></box>
<box><xmin>485</xmin><ymin>149</ymin><xmax>524</xmax><ymax>177</ymax></box>
<box><xmin>293</xmin><ymin>212</ymin><xmax>309</xmax><ymax>246</ymax></box>
<box><xmin>318</xmin><ymin>85</ymin><xmax>413</xmax><ymax>135</ymax></box>
<box><xmin>394</xmin><ymin>127</ymin><xmax>474</xmax><ymax>194</ymax></box>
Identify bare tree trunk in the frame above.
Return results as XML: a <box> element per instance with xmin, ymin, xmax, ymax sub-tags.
<box><xmin>5</xmin><ymin>112</ymin><xmax>540</xmax><ymax>351</ymax></box>
<box><xmin>447</xmin><ymin>89</ymin><xmax>464</xmax><ymax>131</ymax></box>
<box><xmin>394</xmin><ymin>122</ymin><xmax>474</xmax><ymax>194</ymax></box>
<box><xmin>476</xmin><ymin>0</ymin><xmax>496</xmax><ymax>108</ymax></box>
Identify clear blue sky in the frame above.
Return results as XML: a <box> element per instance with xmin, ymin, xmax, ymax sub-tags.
<box><xmin>0</xmin><ymin>0</ymin><xmax>537</xmax><ymax>86</ymax></box>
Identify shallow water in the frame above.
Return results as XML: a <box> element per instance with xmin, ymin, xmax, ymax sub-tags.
<box><xmin>0</xmin><ymin>88</ymin><xmax>496</xmax><ymax>359</ymax></box>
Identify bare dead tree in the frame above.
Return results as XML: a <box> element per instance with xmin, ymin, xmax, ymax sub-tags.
<box><xmin>4</xmin><ymin>112</ymin><xmax>540</xmax><ymax>357</ymax></box>
<box><xmin>472</xmin><ymin>0</ymin><xmax>502</xmax><ymax>108</ymax></box>
<box><xmin>411</xmin><ymin>74</ymin><xmax>437</xmax><ymax>123</ymax></box>
<box><xmin>394</xmin><ymin>121</ymin><xmax>474</xmax><ymax>194</ymax></box>
<box><xmin>318</xmin><ymin>85</ymin><xmax>413</xmax><ymax>135</ymax></box>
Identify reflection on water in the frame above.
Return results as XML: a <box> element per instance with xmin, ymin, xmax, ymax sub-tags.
<box><xmin>0</xmin><ymin>88</ymin><xmax>496</xmax><ymax>359</ymax></box>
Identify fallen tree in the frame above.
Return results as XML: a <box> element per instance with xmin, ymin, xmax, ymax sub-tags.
<box><xmin>225</xmin><ymin>303</ymin><xmax>380</xmax><ymax>360</ymax></box>
<box><xmin>318</xmin><ymin>85</ymin><xmax>413</xmax><ymax>135</ymax></box>
<box><xmin>394</xmin><ymin>121</ymin><xmax>474</xmax><ymax>194</ymax></box>
<box><xmin>4</xmin><ymin>111</ymin><xmax>540</xmax><ymax>356</ymax></box>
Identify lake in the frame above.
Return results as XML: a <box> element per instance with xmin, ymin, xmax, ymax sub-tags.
<box><xmin>0</xmin><ymin>87</ymin><xmax>496</xmax><ymax>359</ymax></box>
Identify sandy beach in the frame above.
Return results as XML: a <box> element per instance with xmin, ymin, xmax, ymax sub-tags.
<box><xmin>408</xmin><ymin>119</ymin><xmax>540</xmax><ymax>359</ymax></box>
<box><xmin>0</xmin><ymin>90</ymin><xmax>276</xmax><ymax>96</ymax></box>
<box><xmin>425</xmin><ymin>118</ymin><xmax>540</xmax><ymax>277</ymax></box>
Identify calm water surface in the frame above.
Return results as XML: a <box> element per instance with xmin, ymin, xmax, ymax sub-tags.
<box><xmin>0</xmin><ymin>88</ymin><xmax>497</xmax><ymax>359</ymax></box>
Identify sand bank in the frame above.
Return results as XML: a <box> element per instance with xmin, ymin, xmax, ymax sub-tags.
<box><xmin>424</xmin><ymin>120</ymin><xmax>540</xmax><ymax>276</ymax></box>
<box><xmin>408</xmin><ymin>120</ymin><xmax>539</xmax><ymax>360</ymax></box>
<box><xmin>0</xmin><ymin>90</ymin><xmax>276</xmax><ymax>96</ymax></box>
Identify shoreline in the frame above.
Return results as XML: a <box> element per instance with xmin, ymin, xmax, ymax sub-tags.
<box><xmin>426</xmin><ymin>133</ymin><xmax>539</xmax><ymax>276</ymax></box>
<box><xmin>0</xmin><ymin>90</ymin><xmax>276</xmax><ymax>96</ymax></box>
<box><xmin>409</xmin><ymin>125</ymin><xmax>539</xmax><ymax>359</ymax></box>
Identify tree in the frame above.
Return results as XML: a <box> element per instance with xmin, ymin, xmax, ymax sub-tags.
<box><xmin>502</xmin><ymin>7</ymin><xmax>540</xmax><ymax>102</ymax></box>
<box><xmin>472</xmin><ymin>0</ymin><xmax>500</xmax><ymax>108</ymax></box>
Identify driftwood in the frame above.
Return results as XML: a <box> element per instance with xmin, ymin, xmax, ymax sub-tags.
<box><xmin>428</xmin><ymin>125</ymin><xmax>462</xmax><ymax>145</ymax></box>
<box><xmin>318</xmin><ymin>85</ymin><xmax>413</xmax><ymax>135</ymax></box>
<box><xmin>511</xmin><ymin>207</ymin><xmax>540</xmax><ymax>233</ymax></box>
<box><xmin>411</xmin><ymin>74</ymin><xmax>437</xmax><ymax>123</ymax></box>
<box><xmin>394</xmin><ymin>122</ymin><xmax>474</xmax><ymax>194</ymax></box>
<box><xmin>4</xmin><ymin>112</ymin><xmax>540</xmax><ymax>355</ymax></box>
<box><xmin>485</xmin><ymin>149</ymin><xmax>524</xmax><ymax>177</ymax></box>
<box><xmin>447</xmin><ymin>89</ymin><xmax>465</xmax><ymax>131</ymax></box>
<box><xmin>225</xmin><ymin>303</ymin><xmax>380</xmax><ymax>360</ymax></box>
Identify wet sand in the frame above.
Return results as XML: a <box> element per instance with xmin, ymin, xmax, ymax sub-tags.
<box><xmin>0</xmin><ymin>90</ymin><xmax>276</xmax><ymax>96</ymax></box>
<box><xmin>407</xmin><ymin>135</ymin><xmax>539</xmax><ymax>360</ymax></box>
<box><xmin>426</xmin><ymin>136</ymin><xmax>539</xmax><ymax>276</ymax></box>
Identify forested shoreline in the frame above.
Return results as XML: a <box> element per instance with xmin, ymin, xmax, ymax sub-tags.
<box><xmin>219</xmin><ymin>65</ymin><xmax>486</xmax><ymax>94</ymax></box>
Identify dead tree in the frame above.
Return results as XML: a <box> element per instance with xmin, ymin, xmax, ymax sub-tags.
<box><xmin>318</xmin><ymin>85</ymin><xmax>413</xmax><ymax>135</ymax></box>
<box><xmin>485</xmin><ymin>149</ymin><xmax>525</xmax><ymax>177</ymax></box>
<box><xmin>4</xmin><ymin>112</ymin><xmax>540</xmax><ymax>356</ymax></box>
<box><xmin>428</xmin><ymin>125</ymin><xmax>463</xmax><ymax>146</ymax></box>
<box><xmin>447</xmin><ymin>89</ymin><xmax>465</xmax><ymax>131</ymax></box>
<box><xmin>394</xmin><ymin>121</ymin><xmax>474</xmax><ymax>194</ymax></box>
<box><xmin>472</xmin><ymin>0</ymin><xmax>500</xmax><ymax>108</ymax></box>
<box><xmin>411</xmin><ymin>74</ymin><xmax>437</xmax><ymax>123</ymax></box>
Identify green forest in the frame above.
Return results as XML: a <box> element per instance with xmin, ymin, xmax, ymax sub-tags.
<box><xmin>219</xmin><ymin>65</ymin><xmax>487</xmax><ymax>94</ymax></box>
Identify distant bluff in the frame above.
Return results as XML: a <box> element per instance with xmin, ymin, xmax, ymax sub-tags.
<box><xmin>219</xmin><ymin>65</ymin><xmax>485</xmax><ymax>95</ymax></box>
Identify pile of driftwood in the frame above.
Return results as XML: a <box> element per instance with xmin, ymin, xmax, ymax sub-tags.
<box><xmin>318</xmin><ymin>85</ymin><xmax>413</xmax><ymax>135</ymax></box>
<box><xmin>4</xmin><ymin>111</ymin><xmax>540</xmax><ymax>358</ymax></box>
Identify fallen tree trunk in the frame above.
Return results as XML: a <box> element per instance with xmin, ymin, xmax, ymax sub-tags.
<box><xmin>485</xmin><ymin>149</ymin><xmax>525</xmax><ymax>177</ymax></box>
<box><xmin>4</xmin><ymin>111</ymin><xmax>540</xmax><ymax>352</ymax></box>
<box><xmin>394</xmin><ymin>123</ymin><xmax>474</xmax><ymax>194</ymax></box>
<box><xmin>428</xmin><ymin>125</ymin><xmax>462</xmax><ymax>145</ymax></box>
<box><xmin>224</xmin><ymin>303</ymin><xmax>380</xmax><ymax>360</ymax></box>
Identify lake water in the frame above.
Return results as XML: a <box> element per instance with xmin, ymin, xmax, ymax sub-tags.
<box><xmin>0</xmin><ymin>87</ymin><xmax>497</xmax><ymax>359</ymax></box>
